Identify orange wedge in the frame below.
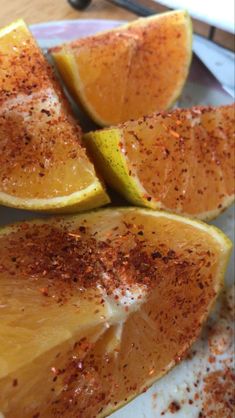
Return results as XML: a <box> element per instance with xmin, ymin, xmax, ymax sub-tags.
<box><xmin>85</xmin><ymin>104</ymin><xmax>235</xmax><ymax>220</ymax></box>
<box><xmin>51</xmin><ymin>10</ymin><xmax>192</xmax><ymax>126</ymax></box>
<box><xmin>0</xmin><ymin>208</ymin><xmax>231</xmax><ymax>417</ymax></box>
<box><xmin>0</xmin><ymin>19</ymin><xmax>109</xmax><ymax>212</ymax></box>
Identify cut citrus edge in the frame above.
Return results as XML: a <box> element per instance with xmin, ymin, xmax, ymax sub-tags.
<box><xmin>84</xmin><ymin>129</ymin><xmax>148</xmax><ymax>206</ymax></box>
<box><xmin>84</xmin><ymin>126</ymin><xmax>235</xmax><ymax>221</ymax></box>
<box><xmin>0</xmin><ymin>206</ymin><xmax>231</xmax><ymax>301</ymax></box>
<box><xmin>0</xmin><ymin>19</ymin><xmax>110</xmax><ymax>212</ymax></box>
<box><xmin>0</xmin><ymin>179</ymin><xmax>110</xmax><ymax>213</ymax></box>
<box><xmin>0</xmin><ymin>18</ymin><xmax>26</xmax><ymax>38</ymax></box>
<box><xmin>1</xmin><ymin>206</ymin><xmax>231</xmax><ymax>259</ymax></box>
<box><xmin>0</xmin><ymin>207</ymin><xmax>232</xmax><ymax>418</ymax></box>
<box><xmin>0</xmin><ymin>207</ymin><xmax>232</xmax><ymax>417</ymax></box>
<box><xmin>87</xmin><ymin>208</ymin><xmax>232</xmax><ymax>418</ymax></box>
<box><xmin>1</xmin><ymin>206</ymin><xmax>232</xmax><ymax>269</ymax></box>
<box><xmin>51</xmin><ymin>10</ymin><xmax>192</xmax><ymax>127</ymax></box>
<box><xmin>51</xmin><ymin>38</ymin><xmax>132</xmax><ymax>127</ymax></box>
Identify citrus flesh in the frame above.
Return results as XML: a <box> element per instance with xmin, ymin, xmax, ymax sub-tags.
<box><xmin>51</xmin><ymin>10</ymin><xmax>192</xmax><ymax>126</ymax></box>
<box><xmin>0</xmin><ymin>19</ymin><xmax>109</xmax><ymax>211</ymax></box>
<box><xmin>0</xmin><ymin>207</ymin><xmax>231</xmax><ymax>418</ymax></box>
<box><xmin>85</xmin><ymin>105</ymin><xmax>235</xmax><ymax>220</ymax></box>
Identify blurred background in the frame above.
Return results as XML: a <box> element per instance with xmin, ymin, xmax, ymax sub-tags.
<box><xmin>1</xmin><ymin>0</ymin><xmax>234</xmax><ymax>50</ymax></box>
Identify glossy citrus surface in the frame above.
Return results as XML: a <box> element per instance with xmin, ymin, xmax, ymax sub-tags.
<box><xmin>0</xmin><ymin>208</ymin><xmax>231</xmax><ymax>417</ymax></box>
<box><xmin>51</xmin><ymin>10</ymin><xmax>192</xmax><ymax>126</ymax></box>
<box><xmin>0</xmin><ymin>20</ymin><xmax>109</xmax><ymax>211</ymax></box>
<box><xmin>85</xmin><ymin>105</ymin><xmax>235</xmax><ymax>220</ymax></box>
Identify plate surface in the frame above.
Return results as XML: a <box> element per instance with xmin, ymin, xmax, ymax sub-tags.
<box><xmin>0</xmin><ymin>19</ymin><xmax>234</xmax><ymax>418</ymax></box>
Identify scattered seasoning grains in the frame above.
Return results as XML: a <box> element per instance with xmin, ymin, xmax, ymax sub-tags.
<box><xmin>168</xmin><ymin>400</ymin><xmax>181</xmax><ymax>413</ymax></box>
<box><xmin>0</xmin><ymin>26</ymin><xmax>98</xmax><ymax>201</ymax></box>
<box><xmin>122</xmin><ymin>105</ymin><xmax>234</xmax><ymax>216</ymax></box>
<box><xmin>1</xmin><ymin>223</ymin><xmax>178</xmax><ymax>303</ymax></box>
<box><xmin>202</xmin><ymin>368</ymin><xmax>235</xmax><ymax>417</ymax></box>
<box><xmin>0</xmin><ymin>211</ymin><xmax>225</xmax><ymax>417</ymax></box>
<box><xmin>12</xmin><ymin>378</ymin><xmax>18</xmax><ymax>387</ymax></box>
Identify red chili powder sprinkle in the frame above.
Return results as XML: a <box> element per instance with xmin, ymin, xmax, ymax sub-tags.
<box><xmin>202</xmin><ymin>368</ymin><xmax>235</xmax><ymax>418</ymax></box>
<box><xmin>12</xmin><ymin>378</ymin><xmax>18</xmax><ymax>387</ymax></box>
<box><xmin>168</xmin><ymin>400</ymin><xmax>181</xmax><ymax>413</ymax></box>
<box><xmin>1</xmin><ymin>222</ymin><xmax>198</xmax><ymax>304</ymax></box>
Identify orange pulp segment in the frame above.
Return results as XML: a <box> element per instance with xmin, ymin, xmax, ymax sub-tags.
<box><xmin>84</xmin><ymin>104</ymin><xmax>235</xmax><ymax>220</ymax></box>
<box><xmin>51</xmin><ymin>10</ymin><xmax>192</xmax><ymax>126</ymax></box>
<box><xmin>0</xmin><ymin>207</ymin><xmax>231</xmax><ymax>417</ymax></box>
<box><xmin>0</xmin><ymin>19</ymin><xmax>109</xmax><ymax>211</ymax></box>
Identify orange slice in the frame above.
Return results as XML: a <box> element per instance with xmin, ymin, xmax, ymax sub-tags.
<box><xmin>0</xmin><ymin>20</ymin><xmax>109</xmax><ymax>212</ymax></box>
<box><xmin>51</xmin><ymin>10</ymin><xmax>192</xmax><ymax>126</ymax></box>
<box><xmin>0</xmin><ymin>207</ymin><xmax>231</xmax><ymax>417</ymax></box>
<box><xmin>84</xmin><ymin>104</ymin><xmax>235</xmax><ymax>220</ymax></box>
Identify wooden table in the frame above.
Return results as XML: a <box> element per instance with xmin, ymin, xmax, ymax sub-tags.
<box><xmin>0</xmin><ymin>0</ymin><xmax>234</xmax><ymax>50</ymax></box>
